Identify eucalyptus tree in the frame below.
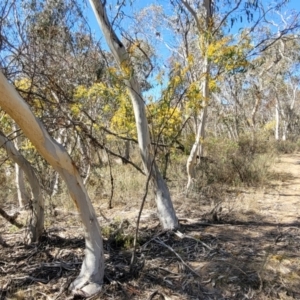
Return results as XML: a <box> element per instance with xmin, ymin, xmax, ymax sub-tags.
<box><xmin>89</xmin><ymin>0</ymin><xmax>178</xmax><ymax>230</ymax></box>
<box><xmin>0</xmin><ymin>71</ymin><xmax>104</xmax><ymax>296</ymax></box>
<box><xmin>178</xmin><ymin>0</ymin><xmax>213</xmax><ymax>190</ymax></box>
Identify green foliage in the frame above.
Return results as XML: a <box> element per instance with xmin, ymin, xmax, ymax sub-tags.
<box><xmin>147</xmin><ymin>101</ymin><xmax>182</xmax><ymax>143</ymax></box>
<box><xmin>14</xmin><ymin>78</ymin><xmax>44</xmax><ymax>117</ymax></box>
<box><xmin>207</xmin><ymin>35</ymin><xmax>251</xmax><ymax>73</ymax></box>
<box><xmin>102</xmin><ymin>220</ymin><xmax>135</xmax><ymax>250</ymax></box>
<box><xmin>110</xmin><ymin>60</ymin><xmax>185</xmax><ymax>143</ymax></box>
<box><xmin>110</xmin><ymin>92</ymin><xmax>136</xmax><ymax>138</ymax></box>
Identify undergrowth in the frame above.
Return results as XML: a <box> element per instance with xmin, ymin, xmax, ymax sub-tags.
<box><xmin>190</xmin><ymin>134</ymin><xmax>276</xmax><ymax>191</ymax></box>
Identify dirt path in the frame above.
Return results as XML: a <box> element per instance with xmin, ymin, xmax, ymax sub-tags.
<box><xmin>264</xmin><ymin>154</ymin><xmax>300</xmax><ymax>224</ymax></box>
<box><xmin>198</xmin><ymin>154</ymin><xmax>300</xmax><ymax>299</ymax></box>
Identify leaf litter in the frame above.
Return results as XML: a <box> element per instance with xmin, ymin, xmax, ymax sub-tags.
<box><xmin>1</xmin><ymin>154</ymin><xmax>300</xmax><ymax>299</ymax></box>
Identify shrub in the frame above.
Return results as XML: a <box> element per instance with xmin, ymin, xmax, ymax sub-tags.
<box><xmin>275</xmin><ymin>140</ymin><xmax>298</xmax><ymax>154</ymax></box>
<box><xmin>193</xmin><ymin>133</ymin><xmax>274</xmax><ymax>188</ymax></box>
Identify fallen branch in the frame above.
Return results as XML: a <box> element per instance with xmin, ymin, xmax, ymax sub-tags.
<box><xmin>13</xmin><ymin>275</ymin><xmax>49</xmax><ymax>284</ymax></box>
<box><xmin>174</xmin><ymin>230</ymin><xmax>213</xmax><ymax>251</ymax></box>
<box><xmin>0</xmin><ymin>207</ymin><xmax>23</xmax><ymax>228</ymax></box>
<box><xmin>153</xmin><ymin>238</ymin><xmax>201</xmax><ymax>278</ymax></box>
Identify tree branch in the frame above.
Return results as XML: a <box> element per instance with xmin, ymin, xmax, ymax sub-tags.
<box><xmin>0</xmin><ymin>207</ymin><xmax>23</xmax><ymax>228</ymax></box>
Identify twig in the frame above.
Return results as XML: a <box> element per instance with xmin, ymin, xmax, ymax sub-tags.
<box><xmin>130</xmin><ymin>159</ymin><xmax>153</xmax><ymax>267</ymax></box>
<box><xmin>98</xmin><ymin>209</ymin><xmax>110</xmax><ymax>223</ymax></box>
<box><xmin>13</xmin><ymin>276</ymin><xmax>49</xmax><ymax>284</ymax></box>
<box><xmin>105</xmin><ymin>148</ymin><xmax>114</xmax><ymax>209</ymax></box>
<box><xmin>153</xmin><ymin>238</ymin><xmax>201</xmax><ymax>278</ymax></box>
<box><xmin>140</xmin><ymin>230</ymin><xmax>166</xmax><ymax>250</ymax></box>
<box><xmin>174</xmin><ymin>230</ymin><xmax>213</xmax><ymax>251</ymax></box>
<box><xmin>35</xmin><ymin>291</ymin><xmax>53</xmax><ymax>300</ymax></box>
<box><xmin>214</xmin><ymin>259</ymin><xmax>248</xmax><ymax>276</ymax></box>
<box><xmin>148</xmin><ymin>290</ymin><xmax>169</xmax><ymax>300</ymax></box>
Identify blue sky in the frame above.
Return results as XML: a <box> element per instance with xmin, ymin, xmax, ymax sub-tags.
<box><xmin>85</xmin><ymin>0</ymin><xmax>300</xmax><ymax>66</ymax></box>
<box><xmin>86</xmin><ymin>0</ymin><xmax>300</xmax><ymax>41</ymax></box>
<box><xmin>289</xmin><ymin>0</ymin><xmax>300</xmax><ymax>11</ymax></box>
<box><xmin>85</xmin><ymin>0</ymin><xmax>300</xmax><ymax>99</ymax></box>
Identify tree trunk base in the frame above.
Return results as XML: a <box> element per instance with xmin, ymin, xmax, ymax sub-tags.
<box><xmin>70</xmin><ymin>278</ymin><xmax>102</xmax><ymax>297</ymax></box>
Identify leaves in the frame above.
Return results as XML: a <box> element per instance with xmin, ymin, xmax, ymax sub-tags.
<box><xmin>207</xmin><ymin>36</ymin><xmax>251</xmax><ymax>73</ymax></box>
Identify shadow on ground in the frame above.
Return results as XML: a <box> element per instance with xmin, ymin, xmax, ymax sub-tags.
<box><xmin>1</xmin><ymin>208</ymin><xmax>300</xmax><ymax>300</ymax></box>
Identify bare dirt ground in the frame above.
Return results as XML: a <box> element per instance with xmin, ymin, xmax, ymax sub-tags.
<box><xmin>0</xmin><ymin>154</ymin><xmax>300</xmax><ymax>300</ymax></box>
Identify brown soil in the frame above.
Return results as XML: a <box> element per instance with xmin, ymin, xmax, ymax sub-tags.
<box><xmin>1</xmin><ymin>154</ymin><xmax>300</xmax><ymax>300</ymax></box>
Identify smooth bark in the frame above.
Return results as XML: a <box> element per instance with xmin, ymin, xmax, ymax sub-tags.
<box><xmin>0</xmin><ymin>71</ymin><xmax>104</xmax><ymax>296</ymax></box>
<box><xmin>13</xmin><ymin>125</ymin><xmax>30</xmax><ymax>208</ymax></box>
<box><xmin>184</xmin><ymin>0</ymin><xmax>212</xmax><ymax>190</ymax></box>
<box><xmin>275</xmin><ymin>97</ymin><xmax>280</xmax><ymax>140</ymax></box>
<box><xmin>15</xmin><ymin>162</ymin><xmax>30</xmax><ymax>208</ymax></box>
<box><xmin>0</xmin><ymin>131</ymin><xmax>44</xmax><ymax>243</ymax></box>
<box><xmin>49</xmin><ymin>128</ymin><xmax>67</xmax><ymax>197</ymax></box>
<box><xmin>89</xmin><ymin>0</ymin><xmax>178</xmax><ymax>230</ymax></box>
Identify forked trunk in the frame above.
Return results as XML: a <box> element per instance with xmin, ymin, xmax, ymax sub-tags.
<box><xmin>89</xmin><ymin>0</ymin><xmax>178</xmax><ymax>230</ymax></box>
<box><xmin>183</xmin><ymin>0</ymin><xmax>211</xmax><ymax>191</ymax></box>
<box><xmin>186</xmin><ymin>62</ymin><xmax>209</xmax><ymax>190</ymax></box>
<box><xmin>0</xmin><ymin>71</ymin><xmax>104</xmax><ymax>296</ymax></box>
<box><xmin>0</xmin><ymin>132</ymin><xmax>43</xmax><ymax>244</ymax></box>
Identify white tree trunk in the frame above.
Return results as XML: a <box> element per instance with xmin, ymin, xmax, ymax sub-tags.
<box><xmin>49</xmin><ymin>128</ymin><xmax>67</xmax><ymax>197</ymax></box>
<box><xmin>13</xmin><ymin>124</ymin><xmax>30</xmax><ymax>208</ymax></box>
<box><xmin>89</xmin><ymin>0</ymin><xmax>178</xmax><ymax>230</ymax></box>
<box><xmin>275</xmin><ymin>97</ymin><xmax>280</xmax><ymax>140</ymax></box>
<box><xmin>186</xmin><ymin>87</ymin><xmax>208</xmax><ymax>190</ymax></box>
<box><xmin>282</xmin><ymin>121</ymin><xmax>287</xmax><ymax>141</ymax></box>
<box><xmin>282</xmin><ymin>84</ymin><xmax>297</xmax><ymax>141</ymax></box>
<box><xmin>183</xmin><ymin>0</ymin><xmax>211</xmax><ymax>191</ymax></box>
<box><xmin>15</xmin><ymin>161</ymin><xmax>30</xmax><ymax>208</ymax></box>
<box><xmin>0</xmin><ymin>131</ymin><xmax>44</xmax><ymax>244</ymax></box>
<box><xmin>50</xmin><ymin>171</ymin><xmax>60</xmax><ymax>197</ymax></box>
<box><xmin>0</xmin><ymin>71</ymin><xmax>104</xmax><ymax>296</ymax></box>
